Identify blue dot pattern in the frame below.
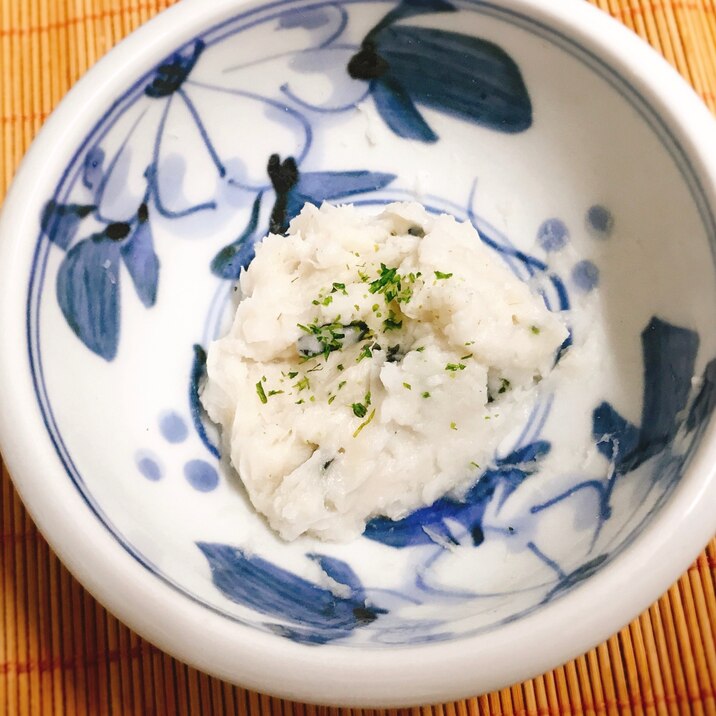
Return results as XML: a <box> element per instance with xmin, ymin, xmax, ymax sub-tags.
<box><xmin>587</xmin><ymin>205</ymin><xmax>614</xmax><ymax>236</ymax></box>
<box><xmin>160</xmin><ymin>411</ymin><xmax>189</xmax><ymax>443</ymax></box>
<box><xmin>184</xmin><ymin>459</ymin><xmax>220</xmax><ymax>492</ymax></box>
<box><xmin>137</xmin><ymin>454</ymin><xmax>162</xmax><ymax>481</ymax></box>
<box><xmin>537</xmin><ymin>218</ymin><xmax>569</xmax><ymax>252</ymax></box>
<box><xmin>572</xmin><ymin>260</ymin><xmax>600</xmax><ymax>292</ymax></box>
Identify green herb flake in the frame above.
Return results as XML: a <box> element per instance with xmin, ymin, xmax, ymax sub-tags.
<box><xmin>338</xmin><ymin>380</ymin><xmax>347</xmax><ymax>390</ymax></box>
<box><xmin>331</xmin><ymin>282</ymin><xmax>347</xmax><ymax>294</ymax></box>
<box><xmin>445</xmin><ymin>363</ymin><xmax>466</xmax><ymax>372</ymax></box>
<box><xmin>310</xmin><ymin>396</ymin><xmax>316</xmax><ymax>402</ymax></box>
<box><xmin>498</xmin><ymin>378</ymin><xmax>511</xmax><ymax>394</ymax></box>
<box><xmin>415</xmin><ymin>346</ymin><xmax>425</xmax><ymax>353</ymax></box>
<box><xmin>295</xmin><ymin>399</ymin><xmax>305</xmax><ymax>405</ymax></box>
<box><xmin>470</xmin><ymin>461</ymin><xmax>480</xmax><ymax>470</ymax></box>
<box><xmin>352</xmin><ymin>402</ymin><xmax>368</xmax><ymax>418</ymax></box>
<box><xmin>421</xmin><ymin>391</ymin><xmax>431</xmax><ymax>399</ymax></box>
<box><xmin>403</xmin><ymin>382</ymin><xmax>412</xmax><ymax>390</ymax></box>
<box><xmin>465</xmin><ymin>341</ymin><xmax>475</xmax><ymax>346</ymax></box>
<box><xmin>356</xmin><ymin>344</ymin><xmax>373</xmax><ymax>362</ymax></box>
<box><xmin>321</xmin><ymin>295</ymin><xmax>333</xmax><ymax>306</ymax></box>
<box><xmin>460</xmin><ymin>353</ymin><xmax>473</xmax><ymax>361</ymax></box>
<box><xmin>383</xmin><ymin>311</ymin><xmax>403</xmax><ymax>331</ymax></box>
<box><xmin>255</xmin><ymin>381</ymin><xmax>268</xmax><ymax>404</ymax></box>
<box><xmin>365</xmin><ymin>391</ymin><xmax>372</xmax><ymax>406</ymax></box>
<box><xmin>268</xmin><ymin>390</ymin><xmax>284</xmax><ymax>397</ymax></box>
<box><xmin>337</xmin><ymin>364</ymin><xmax>344</xmax><ymax>372</ymax></box>
<box><xmin>328</xmin><ymin>395</ymin><xmax>336</xmax><ymax>405</ymax></box>
<box><xmin>434</xmin><ymin>271</ymin><xmax>453</xmax><ymax>280</ymax></box>
<box><xmin>287</xmin><ymin>371</ymin><xmax>299</xmax><ymax>379</ymax></box>
<box><xmin>450</xmin><ymin>422</ymin><xmax>457</xmax><ymax>431</ymax></box>
<box><xmin>353</xmin><ymin>408</ymin><xmax>376</xmax><ymax>438</ymax></box>
<box><xmin>530</xmin><ymin>325</ymin><xmax>541</xmax><ymax>335</ymax></box>
<box><xmin>294</xmin><ymin>377</ymin><xmax>310</xmax><ymax>392</ymax></box>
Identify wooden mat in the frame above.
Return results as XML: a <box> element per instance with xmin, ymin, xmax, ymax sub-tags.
<box><xmin>0</xmin><ymin>0</ymin><xmax>715</xmax><ymax>713</ymax></box>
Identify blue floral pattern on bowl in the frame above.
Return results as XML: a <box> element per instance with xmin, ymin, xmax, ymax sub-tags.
<box><xmin>26</xmin><ymin>0</ymin><xmax>716</xmax><ymax>647</ymax></box>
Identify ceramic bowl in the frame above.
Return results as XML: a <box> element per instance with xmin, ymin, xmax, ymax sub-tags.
<box><xmin>1</xmin><ymin>0</ymin><xmax>716</xmax><ymax>706</ymax></box>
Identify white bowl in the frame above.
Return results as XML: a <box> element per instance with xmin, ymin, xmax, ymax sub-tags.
<box><xmin>1</xmin><ymin>0</ymin><xmax>716</xmax><ymax>706</ymax></box>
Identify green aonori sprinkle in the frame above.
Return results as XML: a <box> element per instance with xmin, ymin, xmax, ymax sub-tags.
<box><xmin>470</xmin><ymin>461</ymin><xmax>480</xmax><ymax>469</ymax></box>
<box><xmin>460</xmin><ymin>353</ymin><xmax>473</xmax><ymax>361</ymax></box>
<box><xmin>415</xmin><ymin>346</ymin><xmax>425</xmax><ymax>352</ymax></box>
<box><xmin>445</xmin><ymin>363</ymin><xmax>466</xmax><ymax>372</ymax></box>
<box><xmin>531</xmin><ymin>325</ymin><xmax>541</xmax><ymax>335</ymax></box>
<box><xmin>352</xmin><ymin>402</ymin><xmax>368</xmax><ymax>418</ymax></box>
<box><xmin>450</xmin><ymin>422</ymin><xmax>458</xmax><ymax>430</ymax></box>
<box><xmin>356</xmin><ymin>344</ymin><xmax>373</xmax><ymax>362</ymax></box>
<box><xmin>255</xmin><ymin>381</ymin><xmax>268</xmax><ymax>404</ymax></box>
<box><xmin>337</xmin><ymin>364</ymin><xmax>344</xmax><ymax>372</ymax></box>
<box><xmin>421</xmin><ymin>391</ymin><xmax>431</xmax><ymax>399</ymax></box>
<box><xmin>353</xmin><ymin>408</ymin><xmax>376</xmax><ymax>438</ymax></box>
<box><xmin>338</xmin><ymin>380</ymin><xmax>347</xmax><ymax>390</ymax></box>
<box><xmin>295</xmin><ymin>398</ymin><xmax>305</xmax><ymax>405</ymax></box>
<box><xmin>434</xmin><ymin>270</ymin><xmax>453</xmax><ymax>280</ymax></box>
<box><xmin>328</xmin><ymin>395</ymin><xmax>336</xmax><ymax>405</ymax></box>
<box><xmin>383</xmin><ymin>311</ymin><xmax>403</xmax><ymax>331</ymax></box>
<box><xmin>403</xmin><ymin>382</ymin><xmax>412</xmax><ymax>390</ymax></box>
<box><xmin>498</xmin><ymin>378</ymin><xmax>511</xmax><ymax>394</ymax></box>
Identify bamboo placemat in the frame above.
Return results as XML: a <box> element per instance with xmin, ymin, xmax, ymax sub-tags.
<box><xmin>0</xmin><ymin>0</ymin><xmax>715</xmax><ymax>713</ymax></box>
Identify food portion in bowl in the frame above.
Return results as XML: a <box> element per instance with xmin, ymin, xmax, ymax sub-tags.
<box><xmin>202</xmin><ymin>201</ymin><xmax>567</xmax><ymax>540</ymax></box>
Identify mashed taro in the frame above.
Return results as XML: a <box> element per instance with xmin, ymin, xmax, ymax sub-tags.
<box><xmin>201</xmin><ymin>202</ymin><xmax>568</xmax><ymax>541</ymax></box>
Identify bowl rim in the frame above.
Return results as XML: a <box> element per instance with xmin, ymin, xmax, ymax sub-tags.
<box><xmin>1</xmin><ymin>0</ymin><xmax>716</xmax><ymax>706</ymax></box>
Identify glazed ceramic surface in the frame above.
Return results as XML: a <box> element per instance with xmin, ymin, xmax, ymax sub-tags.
<box><xmin>1</xmin><ymin>0</ymin><xmax>716</xmax><ymax>706</ymax></box>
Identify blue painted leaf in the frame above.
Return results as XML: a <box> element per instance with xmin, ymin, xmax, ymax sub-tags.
<box><xmin>364</xmin><ymin>496</ymin><xmax>468</xmax><ymax>548</ymax></box>
<box><xmin>83</xmin><ymin>146</ymin><xmax>105</xmax><ymax>194</ymax></box>
<box><xmin>377</xmin><ymin>26</ymin><xmax>532</xmax><ymax>134</ymax></box>
<box><xmin>366</xmin><ymin>441</ymin><xmax>549</xmax><ymax>548</ymax></box>
<box><xmin>196</xmin><ymin>543</ymin><xmax>385</xmax><ymax>643</ymax></box>
<box><xmin>56</xmin><ymin>234</ymin><xmax>121</xmax><ymax>361</ymax></box>
<box><xmin>639</xmin><ymin>317</ymin><xmax>698</xmax><ymax>452</ymax></box>
<box><xmin>210</xmin><ymin>194</ymin><xmax>262</xmax><ymax>279</ymax></box>
<box><xmin>285</xmin><ymin>170</ymin><xmax>397</xmax><ymax>224</ymax></box>
<box><xmin>308</xmin><ymin>554</ymin><xmax>366</xmax><ymax>601</ymax></box>
<box><xmin>189</xmin><ymin>345</ymin><xmax>221</xmax><ymax>459</ymax></box>
<box><xmin>41</xmin><ymin>200</ymin><xmax>95</xmax><ymax>250</ymax></box>
<box><xmin>366</xmin><ymin>0</ymin><xmax>456</xmax><ymax>42</ymax></box>
<box><xmin>370</xmin><ymin>77</ymin><xmax>438</xmax><ymax>142</ymax></box>
<box><xmin>145</xmin><ymin>40</ymin><xmax>204</xmax><ymax>98</ymax></box>
<box><xmin>686</xmin><ymin>358</ymin><xmax>716</xmax><ymax>433</ymax></box>
<box><xmin>592</xmin><ymin>402</ymin><xmax>640</xmax><ymax>473</ymax></box>
<box><xmin>119</xmin><ymin>217</ymin><xmax>159</xmax><ymax>307</ymax></box>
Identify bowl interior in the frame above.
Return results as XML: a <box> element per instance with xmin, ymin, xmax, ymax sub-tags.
<box><xmin>26</xmin><ymin>0</ymin><xmax>716</xmax><ymax>647</ymax></box>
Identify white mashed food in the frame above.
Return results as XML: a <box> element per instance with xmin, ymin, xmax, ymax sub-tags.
<box><xmin>202</xmin><ymin>202</ymin><xmax>568</xmax><ymax>541</ymax></box>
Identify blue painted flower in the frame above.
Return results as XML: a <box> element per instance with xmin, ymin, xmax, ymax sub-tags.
<box><xmin>197</xmin><ymin>543</ymin><xmax>386</xmax><ymax>644</ymax></box>
<box><xmin>211</xmin><ymin>154</ymin><xmax>396</xmax><ymax>279</ymax></box>
<box><xmin>347</xmin><ymin>0</ymin><xmax>532</xmax><ymax>142</ymax></box>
